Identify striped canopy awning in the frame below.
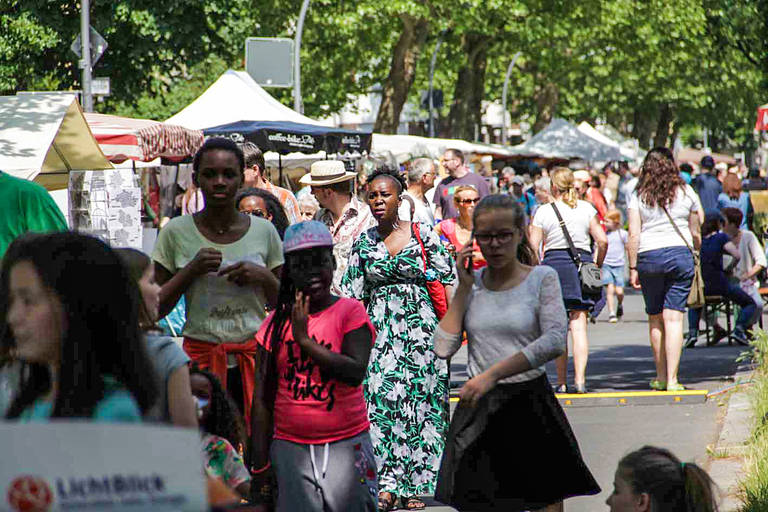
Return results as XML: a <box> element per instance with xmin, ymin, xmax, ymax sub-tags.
<box><xmin>85</xmin><ymin>112</ymin><xmax>204</xmax><ymax>163</ymax></box>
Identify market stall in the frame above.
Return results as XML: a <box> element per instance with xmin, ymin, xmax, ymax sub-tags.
<box><xmin>509</xmin><ymin>118</ymin><xmax>623</xmax><ymax>162</ymax></box>
<box><xmin>84</xmin><ymin>112</ymin><xmax>204</xmax><ymax>163</ymax></box>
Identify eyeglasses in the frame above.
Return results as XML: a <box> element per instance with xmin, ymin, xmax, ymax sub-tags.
<box><xmin>475</xmin><ymin>232</ymin><xmax>517</xmax><ymax>245</ymax></box>
<box><xmin>242</xmin><ymin>209</ymin><xmax>267</xmax><ymax>218</ymax></box>
<box><xmin>455</xmin><ymin>198</ymin><xmax>480</xmax><ymax>205</ymax></box>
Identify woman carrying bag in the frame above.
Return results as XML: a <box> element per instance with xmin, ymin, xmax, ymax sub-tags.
<box><xmin>627</xmin><ymin>147</ymin><xmax>701</xmax><ymax>392</ymax></box>
<box><xmin>529</xmin><ymin>168</ymin><xmax>607</xmax><ymax>394</ymax></box>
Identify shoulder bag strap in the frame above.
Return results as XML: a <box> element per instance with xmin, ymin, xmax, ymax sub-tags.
<box><xmin>661</xmin><ymin>205</ymin><xmax>695</xmax><ymax>256</ymax></box>
<box><xmin>412</xmin><ymin>222</ymin><xmax>429</xmax><ymax>271</ymax></box>
<box><xmin>551</xmin><ymin>202</ymin><xmax>582</xmax><ymax>269</ymax></box>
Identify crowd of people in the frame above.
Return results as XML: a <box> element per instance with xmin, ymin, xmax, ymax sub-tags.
<box><xmin>0</xmin><ymin>137</ymin><xmax>750</xmax><ymax>511</ymax></box>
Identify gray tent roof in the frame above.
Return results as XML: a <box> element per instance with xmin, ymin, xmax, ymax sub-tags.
<box><xmin>511</xmin><ymin>118</ymin><xmax>622</xmax><ymax>162</ymax></box>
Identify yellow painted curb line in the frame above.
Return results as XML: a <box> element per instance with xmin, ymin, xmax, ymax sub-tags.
<box><xmin>449</xmin><ymin>389</ymin><xmax>709</xmax><ymax>403</ymax></box>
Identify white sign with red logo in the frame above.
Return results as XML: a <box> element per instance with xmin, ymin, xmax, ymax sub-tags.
<box><xmin>756</xmin><ymin>104</ymin><xmax>768</xmax><ymax>131</ymax></box>
<box><xmin>0</xmin><ymin>423</ymin><xmax>206</xmax><ymax>511</ymax></box>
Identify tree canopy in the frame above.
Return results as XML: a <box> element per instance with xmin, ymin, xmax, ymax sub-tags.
<box><xmin>2</xmin><ymin>0</ymin><xmax>765</xmax><ymax>154</ymax></box>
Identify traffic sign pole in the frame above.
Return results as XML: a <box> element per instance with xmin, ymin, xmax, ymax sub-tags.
<box><xmin>80</xmin><ymin>0</ymin><xmax>93</xmax><ymax>112</ymax></box>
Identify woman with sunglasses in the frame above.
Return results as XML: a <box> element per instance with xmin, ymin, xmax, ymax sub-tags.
<box><xmin>435</xmin><ymin>185</ymin><xmax>486</xmax><ymax>269</ymax></box>
<box><xmin>237</xmin><ymin>187</ymin><xmax>291</xmax><ymax>240</ymax></box>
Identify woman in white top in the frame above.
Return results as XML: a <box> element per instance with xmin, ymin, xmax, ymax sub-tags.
<box><xmin>627</xmin><ymin>147</ymin><xmax>701</xmax><ymax>392</ymax></box>
<box><xmin>529</xmin><ymin>168</ymin><xmax>608</xmax><ymax>394</ymax></box>
<box><xmin>434</xmin><ymin>195</ymin><xmax>600</xmax><ymax>512</ymax></box>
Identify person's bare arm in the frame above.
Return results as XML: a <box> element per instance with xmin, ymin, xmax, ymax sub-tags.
<box><xmin>166</xmin><ymin>364</ymin><xmax>198</xmax><ymax>428</ymax></box>
<box><xmin>589</xmin><ymin>216</ymin><xmax>608</xmax><ymax>267</ymax></box>
<box><xmin>628</xmin><ymin>208</ymin><xmax>641</xmax><ymax>289</ymax></box>
<box><xmin>528</xmin><ymin>224</ymin><xmax>544</xmax><ymax>263</ymax></box>
<box><xmin>291</xmin><ymin>293</ymin><xmax>372</xmax><ymax>386</ymax></box>
<box><xmin>688</xmin><ymin>210</ymin><xmax>702</xmax><ymax>250</ymax></box>
<box><xmin>155</xmin><ymin>247</ymin><xmax>222</xmax><ymax>319</ymax></box>
<box><xmin>434</xmin><ymin>245</ymin><xmax>473</xmax><ymax>359</ymax></box>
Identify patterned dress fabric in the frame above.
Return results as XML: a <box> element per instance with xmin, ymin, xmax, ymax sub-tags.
<box><xmin>341</xmin><ymin>223</ymin><xmax>455</xmax><ymax>496</ymax></box>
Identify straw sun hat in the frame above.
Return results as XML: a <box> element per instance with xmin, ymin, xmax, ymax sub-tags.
<box><xmin>299</xmin><ymin>160</ymin><xmax>357</xmax><ymax>186</ymax></box>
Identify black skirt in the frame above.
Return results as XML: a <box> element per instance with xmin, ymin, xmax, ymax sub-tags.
<box><xmin>435</xmin><ymin>375</ymin><xmax>600</xmax><ymax>511</ymax></box>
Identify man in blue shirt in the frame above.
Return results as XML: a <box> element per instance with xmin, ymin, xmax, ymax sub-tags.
<box><xmin>693</xmin><ymin>155</ymin><xmax>722</xmax><ymax>217</ymax></box>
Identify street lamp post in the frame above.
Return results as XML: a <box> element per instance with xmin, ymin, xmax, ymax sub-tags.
<box><xmin>80</xmin><ymin>0</ymin><xmax>93</xmax><ymax>112</ymax></box>
<box><xmin>501</xmin><ymin>51</ymin><xmax>521</xmax><ymax>144</ymax></box>
<box><xmin>428</xmin><ymin>30</ymin><xmax>447</xmax><ymax>138</ymax></box>
<box><xmin>294</xmin><ymin>0</ymin><xmax>311</xmax><ymax>114</ymax></box>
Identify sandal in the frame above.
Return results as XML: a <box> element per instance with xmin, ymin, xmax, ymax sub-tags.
<box><xmin>649</xmin><ymin>379</ymin><xmax>667</xmax><ymax>391</ymax></box>
<box><xmin>401</xmin><ymin>496</ymin><xmax>426</xmax><ymax>510</ymax></box>
<box><xmin>666</xmin><ymin>382</ymin><xmax>686</xmax><ymax>392</ymax></box>
<box><xmin>378</xmin><ymin>492</ymin><xmax>397</xmax><ymax>512</ymax></box>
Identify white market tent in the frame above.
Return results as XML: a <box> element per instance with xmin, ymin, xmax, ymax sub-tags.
<box><xmin>0</xmin><ymin>95</ymin><xmax>113</xmax><ymax>190</ymax></box>
<box><xmin>167</xmin><ymin>70</ymin><xmax>335</xmax><ymax>171</ymax></box>
<box><xmin>371</xmin><ymin>133</ymin><xmax>517</xmax><ymax>164</ymax></box>
<box><xmin>511</xmin><ymin>118</ymin><xmax>622</xmax><ymax>162</ymax></box>
<box><xmin>167</xmin><ymin>70</ymin><xmax>333</xmax><ymax>129</ymax></box>
<box><xmin>577</xmin><ymin>122</ymin><xmax>641</xmax><ymax>162</ymax></box>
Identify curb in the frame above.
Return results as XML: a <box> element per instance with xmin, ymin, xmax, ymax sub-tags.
<box><xmin>706</xmin><ymin>358</ymin><xmax>757</xmax><ymax>511</ymax></box>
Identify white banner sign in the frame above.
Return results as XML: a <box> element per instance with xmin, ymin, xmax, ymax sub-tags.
<box><xmin>0</xmin><ymin>423</ymin><xmax>206</xmax><ymax>511</ymax></box>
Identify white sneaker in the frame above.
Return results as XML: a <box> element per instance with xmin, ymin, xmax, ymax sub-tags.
<box><xmin>609</xmin><ymin>315</ymin><xmax>618</xmax><ymax>323</ymax></box>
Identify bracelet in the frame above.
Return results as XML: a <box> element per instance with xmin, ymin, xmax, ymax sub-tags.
<box><xmin>629</xmin><ymin>266</ymin><xmax>637</xmax><ymax>271</ymax></box>
<box><xmin>251</xmin><ymin>461</ymin><xmax>271</xmax><ymax>474</ymax></box>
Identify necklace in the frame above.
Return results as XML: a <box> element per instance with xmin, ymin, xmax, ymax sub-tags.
<box><xmin>216</xmin><ymin>225</ymin><xmax>229</xmax><ymax>235</ymax></box>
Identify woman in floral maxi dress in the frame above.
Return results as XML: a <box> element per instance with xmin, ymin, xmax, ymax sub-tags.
<box><xmin>341</xmin><ymin>168</ymin><xmax>455</xmax><ymax>511</ymax></box>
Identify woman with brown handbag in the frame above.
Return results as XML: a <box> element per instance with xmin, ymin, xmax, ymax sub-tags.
<box><xmin>627</xmin><ymin>147</ymin><xmax>702</xmax><ymax>392</ymax></box>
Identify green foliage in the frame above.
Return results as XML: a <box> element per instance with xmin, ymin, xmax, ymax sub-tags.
<box><xmin>740</xmin><ymin>329</ymin><xmax>768</xmax><ymax>510</ymax></box>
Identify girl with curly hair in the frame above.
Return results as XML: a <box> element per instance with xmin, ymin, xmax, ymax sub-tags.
<box><xmin>190</xmin><ymin>366</ymin><xmax>250</xmax><ymax>498</ymax></box>
<box><xmin>627</xmin><ymin>147</ymin><xmax>702</xmax><ymax>392</ymax></box>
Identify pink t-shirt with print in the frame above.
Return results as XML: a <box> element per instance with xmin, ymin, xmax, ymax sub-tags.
<box><xmin>255</xmin><ymin>297</ymin><xmax>375</xmax><ymax>444</ymax></box>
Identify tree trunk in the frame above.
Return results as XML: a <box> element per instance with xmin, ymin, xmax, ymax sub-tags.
<box><xmin>373</xmin><ymin>15</ymin><xmax>429</xmax><ymax>134</ymax></box>
<box><xmin>532</xmin><ymin>80</ymin><xmax>558</xmax><ymax>133</ymax></box>
<box><xmin>652</xmin><ymin>103</ymin><xmax>674</xmax><ymax>148</ymax></box>
<box><xmin>631</xmin><ymin>106</ymin><xmax>655</xmax><ymax>149</ymax></box>
<box><xmin>447</xmin><ymin>33</ymin><xmax>489</xmax><ymax>141</ymax></box>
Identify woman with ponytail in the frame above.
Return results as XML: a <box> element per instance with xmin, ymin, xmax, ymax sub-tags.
<box><xmin>529</xmin><ymin>167</ymin><xmax>608</xmax><ymax>394</ymax></box>
<box><xmin>607</xmin><ymin>445</ymin><xmax>719</xmax><ymax>511</ymax></box>
<box><xmin>434</xmin><ymin>195</ymin><xmax>600</xmax><ymax>512</ymax></box>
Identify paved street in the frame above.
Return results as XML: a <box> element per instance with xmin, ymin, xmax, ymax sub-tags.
<box><xmin>436</xmin><ymin>291</ymin><xmax>745</xmax><ymax>511</ymax></box>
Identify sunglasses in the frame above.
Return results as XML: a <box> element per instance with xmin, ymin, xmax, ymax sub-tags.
<box><xmin>455</xmin><ymin>198</ymin><xmax>480</xmax><ymax>205</ymax></box>
<box><xmin>242</xmin><ymin>209</ymin><xmax>267</xmax><ymax>218</ymax></box>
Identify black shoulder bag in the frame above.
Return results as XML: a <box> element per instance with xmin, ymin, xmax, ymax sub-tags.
<box><xmin>551</xmin><ymin>203</ymin><xmax>603</xmax><ymax>296</ymax></box>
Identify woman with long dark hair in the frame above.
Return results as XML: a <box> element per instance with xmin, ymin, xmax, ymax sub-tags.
<box><xmin>341</xmin><ymin>168</ymin><xmax>456</xmax><ymax>511</ymax></box>
<box><xmin>607</xmin><ymin>446</ymin><xmax>719</xmax><ymax>511</ymax></box>
<box><xmin>153</xmin><ymin>137</ymin><xmax>284</xmax><ymax>425</ymax></box>
<box><xmin>236</xmin><ymin>187</ymin><xmax>291</xmax><ymax>239</ymax></box>
<box><xmin>250</xmin><ymin>221</ymin><xmax>377</xmax><ymax>511</ymax></box>
<box><xmin>1</xmin><ymin>232</ymin><xmax>158</xmax><ymax>420</ymax></box>
<box><xmin>434</xmin><ymin>195</ymin><xmax>600</xmax><ymax>512</ymax></box>
<box><xmin>627</xmin><ymin>147</ymin><xmax>701</xmax><ymax>391</ymax></box>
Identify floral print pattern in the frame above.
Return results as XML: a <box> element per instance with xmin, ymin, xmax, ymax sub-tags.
<box><xmin>341</xmin><ymin>223</ymin><xmax>455</xmax><ymax>496</ymax></box>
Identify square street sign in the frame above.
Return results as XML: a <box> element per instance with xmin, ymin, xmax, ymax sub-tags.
<box><xmin>245</xmin><ymin>37</ymin><xmax>293</xmax><ymax>88</ymax></box>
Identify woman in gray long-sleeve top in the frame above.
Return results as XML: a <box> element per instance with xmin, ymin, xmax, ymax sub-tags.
<box><xmin>433</xmin><ymin>195</ymin><xmax>600</xmax><ymax>512</ymax></box>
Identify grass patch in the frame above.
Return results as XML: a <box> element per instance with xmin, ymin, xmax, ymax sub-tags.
<box><xmin>738</xmin><ymin>329</ymin><xmax>768</xmax><ymax>510</ymax></box>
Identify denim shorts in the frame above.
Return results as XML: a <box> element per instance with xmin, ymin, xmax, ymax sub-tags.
<box><xmin>542</xmin><ymin>249</ymin><xmax>598</xmax><ymax>312</ymax></box>
<box><xmin>637</xmin><ymin>246</ymin><xmax>694</xmax><ymax>315</ymax></box>
<box><xmin>601</xmin><ymin>264</ymin><xmax>626</xmax><ymax>287</ymax></box>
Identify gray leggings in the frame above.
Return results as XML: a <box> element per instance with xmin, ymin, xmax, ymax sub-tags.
<box><xmin>271</xmin><ymin>430</ymin><xmax>378</xmax><ymax>512</ymax></box>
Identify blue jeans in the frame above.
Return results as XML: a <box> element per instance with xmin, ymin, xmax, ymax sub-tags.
<box><xmin>687</xmin><ymin>283</ymin><xmax>757</xmax><ymax>335</ymax></box>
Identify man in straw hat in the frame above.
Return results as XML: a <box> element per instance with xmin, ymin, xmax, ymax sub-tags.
<box><xmin>300</xmin><ymin>160</ymin><xmax>376</xmax><ymax>295</ymax></box>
